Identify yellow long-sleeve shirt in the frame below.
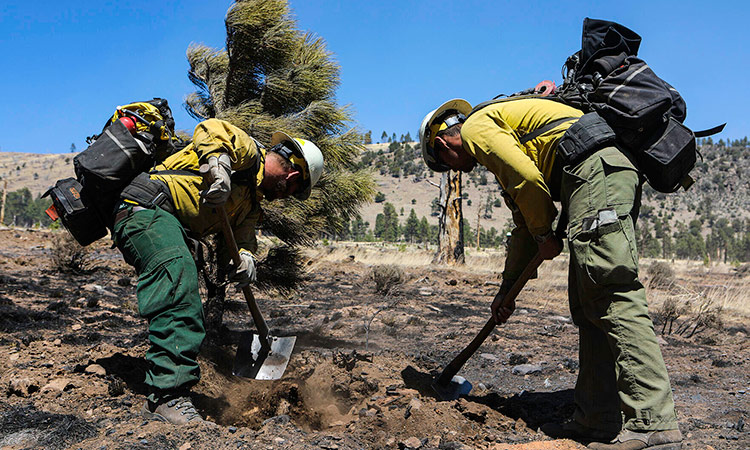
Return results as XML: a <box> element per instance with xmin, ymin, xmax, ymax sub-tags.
<box><xmin>150</xmin><ymin>118</ymin><xmax>265</xmax><ymax>254</ymax></box>
<box><xmin>461</xmin><ymin>98</ymin><xmax>583</xmax><ymax>235</ymax></box>
<box><xmin>460</xmin><ymin>98</ymin><xmax>582</xmax><ymax>279</ymax></box>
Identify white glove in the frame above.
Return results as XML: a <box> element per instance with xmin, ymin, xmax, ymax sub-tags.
<box><xmin>202</xmin><ymin>153</ymin><xmax>232</xmax><ymax>207</ymax></box>
<box><xmin>229</xmin><ymin>249</ymin><xmax>257</xmax><ymax>287</ymax></box>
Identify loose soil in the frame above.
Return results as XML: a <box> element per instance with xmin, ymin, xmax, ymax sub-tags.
<box><xmin>0</xmin><ymin>229</ymin><xmax>747</xmax><ymax>449</ymax></box>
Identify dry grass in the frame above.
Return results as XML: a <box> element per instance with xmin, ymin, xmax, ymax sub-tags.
<box><xmin>308</xmin><ymin>241</ymin><xmax>509</xmax><ymax>274</ymax></box>
<box><xmin>50</xmin><ymin>232</ymin><xmax>92</xmax><ymax>275</ymax></box>
<box><xmin>310</xmin><ymin>243</ymin><xmax>750</xmax><ymax>325</ymax></box>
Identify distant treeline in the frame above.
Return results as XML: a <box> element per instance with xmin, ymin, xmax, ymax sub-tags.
<box><xmin>333</xmin><ymin>199</ymin><xmax>750</xmax><ymax>264</ymax></box>
<box><xmin>0</xmin><ymin>188</ymin><xmax>54</xmax><ymax>228</ymax></box>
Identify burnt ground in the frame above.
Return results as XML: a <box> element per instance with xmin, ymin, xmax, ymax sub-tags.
<box><xmin>0</xmin><ymin>228</ymin><xmax>748</xmax><ymax>450</ymax></box>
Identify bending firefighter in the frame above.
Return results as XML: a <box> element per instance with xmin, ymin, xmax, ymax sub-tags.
<box><xmin>113</xmin><ymin>119</ymin><xmax>323</xmax><ymax>425</ymax></box>
<box><xmin>419</xmin><ymin>98</ymin><xmax>682</xmax><ymax>450</ymax></box>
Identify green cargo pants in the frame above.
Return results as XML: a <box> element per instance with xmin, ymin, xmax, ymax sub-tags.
<box><xmin>112</xmin><ymin>204</ymin><xmax>205</xmax><ymax>403</ymax></box>
<box><xmin>560</xmin><ymin>146</ymin><xmax>678</xmax><ymax>434</ymax></box>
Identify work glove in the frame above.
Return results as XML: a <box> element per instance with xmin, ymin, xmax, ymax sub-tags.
<box><xmin>201</xmin><ymin>153</ymin><xmax>232</xmax><ymax>207</ymax></box>
<box><xmin>491</xmin><ymin>278</ymin><xmax>516</xmax><ymax>325</ymax></box>
<box><xmin>228</xmin><ymin>249</ymin><xmax>257</xmax><ymax>287</ymax></box>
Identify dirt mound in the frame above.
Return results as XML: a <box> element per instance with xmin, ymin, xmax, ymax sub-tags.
<box><xmin>186</xmin><ymin>348</ymin><xmax>583</xmax><ymax>448</ymax></box>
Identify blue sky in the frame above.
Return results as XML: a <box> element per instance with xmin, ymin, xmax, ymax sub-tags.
<box><xmin>1</xmin><ymin>0</ymin><xmax>747</xmax><ymax>153</ymax></box>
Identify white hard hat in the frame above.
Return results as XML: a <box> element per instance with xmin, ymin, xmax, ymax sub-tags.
<box><xmin>271</xmin><ymin>131</ymin><xmax>324</xmax><ymax>200</ymax></box>
<box><xmin>419</xmin><ymin>99</ymin><xmax>472</xmax><ymax>172</ymax></box>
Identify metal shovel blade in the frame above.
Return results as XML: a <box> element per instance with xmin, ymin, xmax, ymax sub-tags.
<box><xmin>431</xmin><ymin>375</ymin><xmax>473</xmax><ymax>401</ymax></box>
<box><xmin>233</xmin><ymin>333</ymin><xmax>296</xmax><ymax>380</ymax></box>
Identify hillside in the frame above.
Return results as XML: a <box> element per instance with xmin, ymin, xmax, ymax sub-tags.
<box><xmin>0</xmin><ymin>152</ymin><xmax>76</xmax><ymax>198</ymax></box>
<box><xmin>1</xmin><ymin>140</ymin><xmax>749</xmax><ymax>245</ymax></box>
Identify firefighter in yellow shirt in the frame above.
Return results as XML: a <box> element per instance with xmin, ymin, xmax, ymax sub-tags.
<box><xmin>113</xmin><ymin>119</ymin><xmax>323</xmax><ymax>425</ymax></box>
<box><xmin>419</xmin><ymin>98</ymin><xmax>682</xmax><ymax>450</ymax></box>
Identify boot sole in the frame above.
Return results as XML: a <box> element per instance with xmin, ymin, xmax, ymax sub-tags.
<box><xmin>648</xmin><ymin>444</ymin><xmax>682</xmax><ymax>450</ymax></box>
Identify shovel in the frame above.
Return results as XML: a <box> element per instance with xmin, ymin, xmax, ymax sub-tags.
<box><xmin>201</xmin><ymin>162</ymin><xmax>296</xmax><ymax>380</ymax></box>
<box><xmin>432</xmin><ymin>252</ymin><xmax>545</xmax><ymax>400</ymax></box>
<box><xmin>215</xmin><ymin>205</ymin><xmax>296</xmax><ymax>379</ymax></box>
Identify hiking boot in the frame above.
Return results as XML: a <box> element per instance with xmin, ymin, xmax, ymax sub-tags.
<box><xmin>587</xmin><ymin>428</ymin><xmax>683</xmax><ymax>450</ymax></box>
<box><xmin>541</xmin><ymin>419</ymin><xmax>618</xmax><ymax>442</ymax></box>
<box><xmin>142</xmin><ymin>396</ymin><xmax>204</xmax><ymax>425</ymax></box>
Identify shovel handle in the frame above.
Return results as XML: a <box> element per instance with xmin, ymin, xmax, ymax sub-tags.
<box><xmin>200</xmin><ymin>164</ymin><xmax>270</xmax><ymax>339</ymax></box>
<box><xmin>436</xmin><ymin>252</ymin><xmax>544</xmax><ymax>386</ymax></box>
<box><xmin>216</xmin><ymin>206</ymin><xmax>270</xmax><ymax>339</ymax></box>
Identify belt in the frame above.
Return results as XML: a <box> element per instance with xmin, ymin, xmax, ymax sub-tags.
<box><xmin>114</xmin><ymin>204</ymin><xmax>148</xmax><ymax>226</ymax></box>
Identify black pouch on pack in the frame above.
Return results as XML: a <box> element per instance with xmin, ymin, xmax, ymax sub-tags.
<box><xmin>591</xmin><ymin>57</ymin><xmax>673</xmax><ymax>148</ymax></box>
<box><xmin>557</xmin><ymin>112</ymin><xmax>617</xmax><ymax>166</ymax></box>
<box><xmin>73</xmin><ymin>119</ymin><xmax>155</xmax><ymax>194</ymax></box>
<box><xmin>43</xmin><ymin>178</ymin><xmax>107</xmax><ymax>246</ymax></box>
<box><xmin>637</xmin><ymin>117</ymin><xmax>696</xmax><ymax>193</ymax></box>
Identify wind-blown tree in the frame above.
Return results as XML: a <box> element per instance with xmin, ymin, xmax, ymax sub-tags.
<box><xmin>184</xmin><ymin>0</ymin><xmax>374</xmax><ymax>333</ymax></box>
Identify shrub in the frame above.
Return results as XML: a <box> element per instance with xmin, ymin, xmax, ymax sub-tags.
<box><xmin>370</xmin><ymin>264</ymin><xmax>405</xmax><ymax>295</ymax></box>
<box><xmin>648</xmin><ymin>261</ymin><xmax>675</xmax><ymax>288</ymax></box>
<box><xmin>50</xmin><ymin>232</ymin><xmax>91</xmax><ymax>274</ymax></box>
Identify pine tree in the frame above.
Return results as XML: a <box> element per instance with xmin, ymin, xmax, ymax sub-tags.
<box><xmin>403</xmin><ymin>209</ymin><xmax>419</xmax><ymax>243</ymax></box>
<box><xmin>381</xmin><ymin>202</ymin><xmax>400</xmax><ymax>242</ymax></box>
<box><xmin>185</xmin><ymin>0</ymin><xmax>374</xmax><ymax>248</ymax></box>
<box><xmin>183</xmin><ymin>0</ymin><xmax>374</xmax><ymax>332</ymax></box>
<box><xmin>418</xmin><ymin>216</ymin><xmax>430</xmax><ymax>244</ymax></box>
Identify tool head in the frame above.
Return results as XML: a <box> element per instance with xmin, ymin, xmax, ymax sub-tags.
<box><xmin>233</xmin><ymin>333</ymin><xmax>296</xmax><ymax>380</ymax></box>
<box><xmin>431</xmin><ymin>375</ymin><xmax>473</xmax><ymax>401</ymax></box>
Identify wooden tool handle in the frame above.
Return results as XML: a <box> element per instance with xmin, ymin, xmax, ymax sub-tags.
<box><xmin>436</xmin><ymin>252</ymin><xmax>544</xmax><ymax>386</ymax></box>
<box><xmin>200</xmin><ymin>163</ymin><xmax>270</xmax><ymax>339</ymax></box>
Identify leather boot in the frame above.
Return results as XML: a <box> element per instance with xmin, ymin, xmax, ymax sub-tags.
<box><xmin>541</xmin><ymin>419</ymin><xmax>618</xmax><ymax>442</ymax></box>
<box><xmin>587</xmin><ymin>428</ymin><xmax>683</xmax><ymax>450</ymax></box>
<box><xmin>142</xmin><ymin>396</ymin><xmax>205</xmax><ymax>425</ymax></box>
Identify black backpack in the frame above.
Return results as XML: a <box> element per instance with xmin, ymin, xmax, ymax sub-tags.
<box><xmin>553</xmin><ymin>18</ymin><xmax>724</xmax><ymax>193</ymax></box>
<box><xmin>470</xmin><ymin>18</ymin><xmax>724</xmax><ymax>193</ymax></box>
<box><xmin>44</xmin><ymin>98</ymin><xmax>187</xmax><ymax>246</ymax></box>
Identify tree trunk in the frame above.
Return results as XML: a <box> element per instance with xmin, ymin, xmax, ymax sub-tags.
<box><xmin>0</xmin><ymin>180</ymin><xmax>6</xmax><ymax>225</ymax></box>
<box><xmin>434</xmin><ymin>171</ymin><xmax>464</xmax><ymax>264</ymax></box>
<box><xmin>475</xmin><ymin>196</ymin><xmax>482</xmax><ymax>250</ymax></box>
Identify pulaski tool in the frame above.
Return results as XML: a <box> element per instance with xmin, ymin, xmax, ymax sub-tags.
<box><xmin>432</xmin><ymin>252</ymin><xmax>545</xmax><ymax>400</ymax></box>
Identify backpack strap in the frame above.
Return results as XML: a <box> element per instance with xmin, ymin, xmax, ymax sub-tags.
<box><xmin>519</xmin><ymin>117</ymin><xmax>578</xmax><ymax>145</ymax></box>
<box><xmin>468</xmin><ymin>95</ymin><xmax>577</xmax><ymax>145</ymax></box>
<box><xmin>694</xmin><ymin>123</ymin><xmax>726</xmax><ymax>138</ymax></box>
<box><xmin>229</xmin><ymin>150</ymin><xmax>263</xmax><ymax>199</ymax></box>
<box><xmin>467</xmin><ymin>94</ymin><xmax>545</xmax><ymax>119</ymax></box>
